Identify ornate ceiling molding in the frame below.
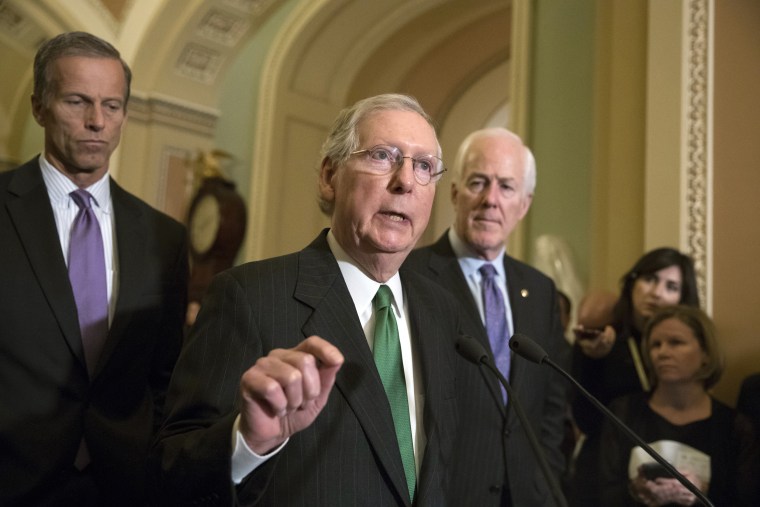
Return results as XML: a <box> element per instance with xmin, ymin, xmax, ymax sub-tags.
<box><xmin>171</xmin><ymin>0</ymin><xmax>281</xmax><ymax>86</ymax></box>
<box><xmin>128</xmin><ymin>91</ymin><xmax>220</xmax><ymax>136</ymax></box>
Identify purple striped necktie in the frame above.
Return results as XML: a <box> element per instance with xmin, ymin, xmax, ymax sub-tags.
<box><xmin>69</xmin><ymin>189</ymin><xmax>109</xmax><ymax>469</ymax></box>
<box><xmin>68</xmin><ymin>189</ymin><xmax>109</xmax><ymax>377</ymax></box>
<box><xmin>479</xmin><ymin>263</ymin><xmax>511</xmax><ymax>403</ymax></box>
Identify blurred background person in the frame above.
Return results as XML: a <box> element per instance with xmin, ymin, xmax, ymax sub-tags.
<box><xmin>568</xmin><ymin>248</ymin><xmax>699</xmax><ymax>506</ymax></box>
<box><xmin>599</xmin><ymin>305</ymin><xmax>760</xmax><ymax>506</ymax></box>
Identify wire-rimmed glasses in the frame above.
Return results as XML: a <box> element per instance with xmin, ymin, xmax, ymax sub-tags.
<box><xmin>349</xmin><ymin>145</ymin><xmax>447</xmax><ymax>185</ymax></box>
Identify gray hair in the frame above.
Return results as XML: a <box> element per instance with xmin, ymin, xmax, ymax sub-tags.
<box><xmin>318</xmin><ymin>93</ymin><xmax>439</xmax><ymax>215</ymax></box>
<box><xmin>33</xmin><ymin>31</ymin><xmax>132</xmax><ymax>108</ymax></box>
<box><xmin>452</xmin><ymin>127</ymin><xmax>536</xmax><ymax>196</ymax></box>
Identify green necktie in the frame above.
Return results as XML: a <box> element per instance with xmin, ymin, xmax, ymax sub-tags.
<box><xmin>373</xmin><ymin>285</ymin><xmax>416</xmax><ymax>500</ymax></box>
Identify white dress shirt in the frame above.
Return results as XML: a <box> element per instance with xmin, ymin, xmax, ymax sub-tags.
<box><xmin>231</xmin><ymin>230</ymin><xmax>425</xmax><ymax>483</ymax></box>
<box><xmin>39</xmin><ymin>154</ymin><xmax>118</xmax><ymax>324</ymax></box>
<box><xmin>448</xmin><ymin>227</ymin><xmax>514</xmax><ymax>338</ymax></box>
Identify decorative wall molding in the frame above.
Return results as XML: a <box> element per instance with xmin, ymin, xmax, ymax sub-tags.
<box><xmin>128</xmin><ymin>91</ymin><xmax>220</xmax><ymax>136</ymax></box>
<box><xmin>684</xmin><ymin>0</ymin><xmax>712</xmax><ymax>309</ymax></box>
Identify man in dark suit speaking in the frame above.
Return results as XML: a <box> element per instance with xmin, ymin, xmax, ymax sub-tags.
<box><xmin>152</xmin><ymin>94</ymin><xmax>475</xmax><ymax>505</ymax></box>
<box><xmin>0</xmin><ymin>32</ymin><xmax>188</xmax><ymax>506</ymax></box>
<box><xmin>405</xmin><ymin>128</ymin><xmax>569</xmax><ymax>506</ymax></box>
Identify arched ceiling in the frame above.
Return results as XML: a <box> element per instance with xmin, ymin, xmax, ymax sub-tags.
<box><xmin>1</xmin><ymin>0</ymin><xmax>510</xmax><ymax>167</ymax></box>
<box><xmin>346</xmin><ymin>0</ymin><xmax>509</xmax><ymax>122</ymax></box>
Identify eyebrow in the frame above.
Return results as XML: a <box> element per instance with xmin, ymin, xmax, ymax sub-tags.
<box><xmin>466</xmin><ymin>172</ymin><xmax>517</xmax><ymax>183</ymax></box>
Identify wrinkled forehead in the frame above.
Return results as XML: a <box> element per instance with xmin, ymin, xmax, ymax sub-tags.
<box><xmin>461</xmin><ymin>139</ymin><xmax>526</xmax><ymax>180</ymax></box>
<box><xmin>49</xmin><ymin>56</ymin><xmax>127</xmax><ymax>96</ymax></box>
<box><xmin>358</xmin><ymin>109</ymin><xmax>439</xmax><ymax>154</ymax></box>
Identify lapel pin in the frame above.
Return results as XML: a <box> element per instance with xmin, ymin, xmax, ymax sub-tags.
<box><xmin>520</xmin><ymin>289</ymin><xmax>529</xmax><ymax>298</ymax></box>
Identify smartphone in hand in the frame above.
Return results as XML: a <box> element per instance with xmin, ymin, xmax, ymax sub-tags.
<box><xmin>573</xmin><ymin>327</ymin><xmax>604</xmax><ymax>341</ymax></box>
<box><xmin>640</xmin><ymin>462</ymin><xmax>672</xmax><ymax>481</ymax></box>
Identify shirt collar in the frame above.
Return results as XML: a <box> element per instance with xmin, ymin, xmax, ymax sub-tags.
<box><xmin>448</xmin><ymin>227</ymin><xmax>506</xmax><ymax>281</ymax></box>
<box><xmin>38</xmin><ymin>154</ymin><xmax>112</xmax><ymax>213</ymax></box>
<box><xmin>326</xmin><ymin>230</ymin><xmax>403</xmax><ymax>317</ymax></box>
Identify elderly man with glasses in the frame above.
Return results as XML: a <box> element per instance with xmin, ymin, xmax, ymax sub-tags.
<box><xmin>152</xmin><ymin>94</ymin><xmax>480</xmax><ymax>506</ymax></box>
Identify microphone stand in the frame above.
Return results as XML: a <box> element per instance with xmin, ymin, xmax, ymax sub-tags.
<box><xmin>457</xmin><ymin>336</ymin><xmax>568</xmax><ymax>507</ymax></box>
<box><xmin>510</xmin><ymin>334</ymin><xmax>715</xmax><ymax>507</ymax></box>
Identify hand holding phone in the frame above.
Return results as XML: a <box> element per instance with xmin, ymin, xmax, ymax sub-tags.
<box><xmin>573</xmin><ymin>326</ymin><xmax>604</xmax><ymax>341</ymax></box>
<box><xmin>639</xmin><ymin>462</ymin><xmax>671</xmax><ymax>481</ymax></box>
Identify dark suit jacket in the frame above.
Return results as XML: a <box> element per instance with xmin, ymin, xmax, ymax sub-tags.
<box><xmin>738</xmin><ymin>373</ymin><xmax>760</xmax><ymax>427</ymax></box>
<box><xmin>153</xmin><ymin>230</ymin><xmax>473</xmax><ymax>506</ymax></box>
<box><xmin>0</xmin><ymin>158</ymin><xmax>188</xmax><ymax>506</ymax></box>
<box><xmin>404</xmin><ymin>231</ymin><xmax>570</xmax><ymax>507</ymax></box>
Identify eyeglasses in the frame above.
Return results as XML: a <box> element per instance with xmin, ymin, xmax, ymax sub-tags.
<box><xmin>349</xmin><ymin>145</ymin><xmax>447</xmax><ymax>185</ymax></box>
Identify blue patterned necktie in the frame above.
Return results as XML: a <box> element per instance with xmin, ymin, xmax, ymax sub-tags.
<box><xmin>373</xmin><ymin>285</ymin><xmax>416</xmax><ymax>500</ymax></box>
<box><xmin>479</xmin><ymin>263</ymin><xmax>511</xmax><ymax>403</ymax></box>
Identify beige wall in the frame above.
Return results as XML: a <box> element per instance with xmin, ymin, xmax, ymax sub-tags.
<box><xmin>711</xmin><ymin>0</ymin><xmax>760</xmax><ymax>404</ymax></box>
<box><xmin>1</xmin><ymin>0</ymin><xmax>758</xmax><ymax>403</ymax></box>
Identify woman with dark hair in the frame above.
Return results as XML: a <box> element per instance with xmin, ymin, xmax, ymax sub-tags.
<box><xmin>568</xmin><ymin>248</ymin><xmax>700</xmax><ymax>506</ymax></box>
<box><xmin>599</xmin><ymin>306</ymin><xmax>759</xmax><ymax>506</ymax></box>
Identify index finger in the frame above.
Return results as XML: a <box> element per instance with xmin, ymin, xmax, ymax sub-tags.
<box><xmin>294</xmin><ymin>335</ymin><xmax>344</xmax><ymax>368</ymax></box>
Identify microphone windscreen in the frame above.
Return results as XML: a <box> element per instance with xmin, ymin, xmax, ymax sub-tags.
<box><xmin>509</xmin><ymin>333</ymin><xmax>548</xmax><ymax>364</ymax></box>
<box><xmin>455</xmin><ymin>335</ymin><xmax>488</xmax><ymax>365</ymax></box>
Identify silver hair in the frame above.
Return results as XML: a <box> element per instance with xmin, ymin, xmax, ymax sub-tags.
<box><xmin>452</xmin><ymin>127</ymin><xmax>536</xmax><ymax>196</ymax></box>
<box><xmin>318</xmin><ymin>93</ymin><xmax>440</xmax><ymax>215</ymax></box>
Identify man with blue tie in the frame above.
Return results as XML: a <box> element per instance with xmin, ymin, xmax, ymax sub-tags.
<box><xmin>405</xmin><ymin>128</ymin><xmax>570</xmax><ymax>506</ymax></box>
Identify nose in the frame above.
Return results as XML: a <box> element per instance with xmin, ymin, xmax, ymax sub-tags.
<box><xmin>86</xmin><ymin>104</ymin><xmax>105</xmax><ymax>131</ymax></box>
<box><xmin>389</xmin><ymin>157</ymin><xmax>415</xmax><ymax>192</ymax></box>
<box><xmin>481</xmin><ymin>178</ymin><xmax>500</xmax><ymax>206</ymax></box>
<box><xmin>655</xmin><ymin>344</ymin><xmax>673</xmax><ymax>359</ymax></box>
<box><xmin>652</xmin><ymin>280</ymin><xmax>667</xmax><ymax>298</ymax></box>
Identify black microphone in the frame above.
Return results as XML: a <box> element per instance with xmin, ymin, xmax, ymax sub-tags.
<box><xmin>509</xmin><ymin>333</ymin><xmax>715</xmax><ymax>507</ymax></box>
<box><xmin>455</xmin><ymin>335</ymin><xmax>568</xmax><ymax>507</ymax></box>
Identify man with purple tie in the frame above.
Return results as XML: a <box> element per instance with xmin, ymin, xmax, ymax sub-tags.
<box><xmin>0</xmin><ymin>32</ymin><xmax>187</xmax><ymax>506</ymax></box>
<box><xmin>405</xmin><ymin>128</ymin><xmax>570</xmax><ymax>506</ymax></box>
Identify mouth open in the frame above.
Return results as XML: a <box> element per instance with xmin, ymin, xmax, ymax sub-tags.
<box><xmin>380</xmin><ymin>210</ymin><xmax>409</xmax><ymax>223</ymax></box>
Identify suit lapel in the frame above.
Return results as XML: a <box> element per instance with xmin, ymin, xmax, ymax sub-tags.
<box><xmin>94</xmin><ymin>180</ymin><xmax>146</xmax><ymax>377</ymax></box>
<box><xmin>503</xmin><ymin>256</ymin><xmax>530</xmax><ymax>422</ymax></box>
<box><xmin>426</xmin><ymin>233</ymin><xmax>483</xmax><ymax>328</ymax></box>
<box><xmin>5</xmin><ymin>161</ymin><xmax>86</xmax><ymax>369</ymax></box>
<box><xmin>294</xmin><ymin>232</ymin><xmax>411</xmax><ymax>504</ymax></box>
<box><xmin>402</xmin><ymin>275</ymin><xmax>451</xmax><ymax>503</ymax></box>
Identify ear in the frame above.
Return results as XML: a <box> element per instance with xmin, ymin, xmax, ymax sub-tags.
<box><xmin>318</xmin><ymin>157</ymin><xmax>338</xmax><ymax>206</ymax></box>
<box><xmin>31</xmin><ymin>95</ymin><xmax>45</xmax><ymax>126</ymax></box>
<box><xmin>517</xmin><ymin>193</ymin><xmax>533</xmax><ymax>220</ymax></box>
<box><xmin>450</xmin><ymin>181</ymin><xmax>458</xmax><ymax>205</ymax></box>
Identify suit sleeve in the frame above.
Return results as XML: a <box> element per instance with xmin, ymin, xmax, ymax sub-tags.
<box><xmin>540</xmin><ymin>288</ymin><xmax>573</xmax><ymax>478</ymax></box>
<box><xmin>151</xmin><ymin>270</ymin><xmax>273</xmax><ymax>506</ymax></box>
<box><xmin>149</xmin><ymin>227</ymin><xmax>189</xmax><ymax>431</ymax></box>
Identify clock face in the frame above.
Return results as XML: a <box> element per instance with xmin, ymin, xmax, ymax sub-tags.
<box><xmin>190</xmin><ymin>194</ymin><xmax>221</xmax><ymax>255</ymax></box>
